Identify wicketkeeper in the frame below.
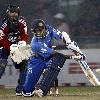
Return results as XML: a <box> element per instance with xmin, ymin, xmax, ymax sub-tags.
<box><xmin>0</xmin><ymin>5</ymin><xmax>29</xmax><ymax>95</ymax></box>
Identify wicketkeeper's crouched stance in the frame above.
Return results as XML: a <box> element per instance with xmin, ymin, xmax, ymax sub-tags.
<box><xmin>0</xmin><ymin>5</ymin><xmax>29</xmax><ymax>95</ymax></box>
<box><xmin>17</xmin><ymin>19</ymin><xmax>100</xmax><ymax>97</ymax></box>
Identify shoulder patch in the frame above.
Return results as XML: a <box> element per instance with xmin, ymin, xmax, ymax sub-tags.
<box><xmin>1</xmin><ymin>20</ymin><xmax>7</xmax><ymax>30</ymax></box>
<box><xmin>19</xmin><ymin>16</ymin><xmax>26</xmax><ymax>26</ymax></box>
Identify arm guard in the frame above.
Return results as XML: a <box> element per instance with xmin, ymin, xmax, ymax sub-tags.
<box><xmin>66</xmin><ymin>41</ymin><xmax>83</xmax><ymax>54</ymax></box>
<box><xmin>61</xmin><ymin>32</ymin><xmax>83</xmax><ymax>55</ymax></box>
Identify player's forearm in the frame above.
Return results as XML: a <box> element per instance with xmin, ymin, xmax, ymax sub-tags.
<box><xmin>65</xmin><ymin>55</ymin><xmax>84</xmax><ymax>60</ymax></box>
<box><xmin>51</xmin><ymin>51</ymin><xmax>83</xmax><ymax>60</ymax></box>
<box><xmin>0</xmin><ymin>39</ymin><xmax>11</xmax><ymax>50</ymax></box>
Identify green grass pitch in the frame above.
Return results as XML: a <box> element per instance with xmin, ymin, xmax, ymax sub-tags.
<box><xmin>0</xmin><ymin>86</ymin><xmax>100</xmax><ymax>100</ymax></box>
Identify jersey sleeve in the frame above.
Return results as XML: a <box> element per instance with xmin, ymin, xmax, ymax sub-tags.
<box><xmin>48</xmin><ymin>26</ymin><xmax>62</xmax><ymax>39</ymax></box>
<box><xmin>48</xmin><ymin>26</ymin><xmax>71</xmax><ymax>44</ymax></box>
<box><xmin>0</xmin><ymin>27</ymin><xmax>11</xmax><ymax>50</ymax></box>
<box><xmin>19</xmin><ymin>17</ymin><xmax>29</xmax><ymax>42</ymax></box>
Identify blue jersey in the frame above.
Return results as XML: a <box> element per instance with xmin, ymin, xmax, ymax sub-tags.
<box><xmin>30</xmin><ymin>25</ymin><xmax>63</xmax><ymax>58</ymax></box>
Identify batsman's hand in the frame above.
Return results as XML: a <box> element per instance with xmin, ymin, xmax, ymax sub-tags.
<box><xmin>71</xmin><ymin>55</ymin><xmax>84</xmax><ymax>61</ymax></box>
<box><xmin>73</xmin><ymin>50</ymin><xmax>86</xmax><ymax>60</ymax></box>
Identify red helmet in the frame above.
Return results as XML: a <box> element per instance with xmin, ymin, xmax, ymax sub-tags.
<box><xmin>6</xmin><ymin>4</ymin><xmax>20</xmax><ymax>16</ymax></box>
<box><xmin>6</xmin><ymin>5</ymin><xmax>20</xmax><ymax>25</ymax></box>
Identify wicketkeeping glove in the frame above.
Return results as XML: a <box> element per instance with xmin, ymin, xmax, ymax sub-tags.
<box><xmin>10</xmin><ymin>41</ymin><xmax>32</xmax><ymax>64</ymax></box>
<box><xmin>10</xmin><ymin>44</ymin><xmax>24</xmax><ymax>64</ymax></box>
<box><xmin>18</xmin><ymin>41</ymin><xmax>32</xmax><ymax>60</ymax></box>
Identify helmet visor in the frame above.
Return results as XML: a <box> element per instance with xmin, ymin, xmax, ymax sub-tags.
<box><xmin>32</xmin><ymin>27</ymin><xmax>46</xmax><ymax>38</ymax></box>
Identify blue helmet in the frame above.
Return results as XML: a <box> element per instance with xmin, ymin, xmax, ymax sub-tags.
<box><xmin>31</xmin><ymin>19</ymin><xmax>47</xmax><ymax>38</ymax></box>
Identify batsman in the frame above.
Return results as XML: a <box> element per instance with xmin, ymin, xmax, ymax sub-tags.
<box><xmin>21</xmin><ymin>19</ymin><xmax>100</xmax><ymax>97</ymax></box>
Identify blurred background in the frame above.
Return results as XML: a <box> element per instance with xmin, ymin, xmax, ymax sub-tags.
<box><xmin>0</xmin><ymin>0</ymin><xmax>100</xmax><ymax>87</ymax></box>
<box><xmin>0</xmin><ymin>0</ymin><xmax>100</xmax><ymax>48</ymax></box>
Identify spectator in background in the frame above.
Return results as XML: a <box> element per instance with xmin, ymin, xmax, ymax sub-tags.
<box><xmin>52</xmin><ymin>13</ymin><xmax>71</xmax><ymax>47</ymax></box>
<box><xmin>53</xmin><ymin>13</ymin><xmax>69</xmax><ymax>33</ymax></box>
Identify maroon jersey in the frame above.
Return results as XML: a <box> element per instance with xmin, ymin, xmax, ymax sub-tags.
<box><xmin>0</xmin><ymin>16</ymin><xmax>29</xmax><ymax>50</ymax></box>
